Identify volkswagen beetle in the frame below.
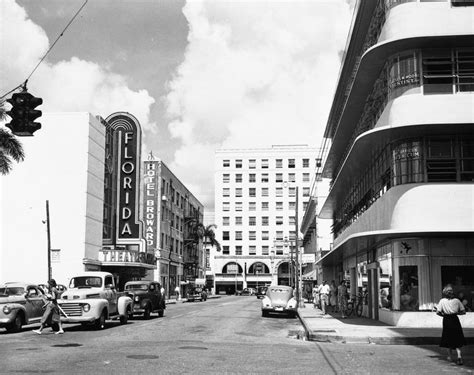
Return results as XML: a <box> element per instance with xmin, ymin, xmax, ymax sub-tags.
<box><xmin>261</xmin><ymin>285</ymin><xmax>297</xmax><ymax>318</ymax></box>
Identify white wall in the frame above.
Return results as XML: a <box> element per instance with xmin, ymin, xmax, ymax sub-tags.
<box><xmin>0</xmin><ymin>112</ymin><xmax>105</xmax><ymax>285</ymax></box>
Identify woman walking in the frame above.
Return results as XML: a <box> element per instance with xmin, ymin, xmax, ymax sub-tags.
<box><xmin>337</xmin><ymin>280</ymin><xmax>348</xmax><ymax>318</ymax></box>
<box><xmin>436</xmin><ymin>285</ymin><xmax>466</xmax><ymax>365</ymax></box>
<box><xmin>33</xmin><ymin>279</ymin><xmax>64</xmax><ymax>335</ymax></box>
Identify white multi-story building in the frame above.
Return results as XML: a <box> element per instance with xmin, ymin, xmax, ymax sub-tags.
<box><xmin>211</xmin><ymin>145</ymin><xmax>318</xmax><ymax>294</ymax></box>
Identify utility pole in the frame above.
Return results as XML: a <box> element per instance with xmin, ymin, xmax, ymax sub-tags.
<box><xmin>46</xmin><ymin>200</ymin><xmax>52</xmax><ymax>281</ymax></box>
<box><xmin>295</xmin><ymin>186</ymin><xmax>300</xmax><ymax>307</ymax></box>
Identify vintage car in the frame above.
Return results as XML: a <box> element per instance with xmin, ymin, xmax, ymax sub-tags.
<box><xmin>186</xmin><ymin>287</ymin><xmax>207</xmax><ymax>302</ymax></box>
<box><xmin>261</xmin><ymin>285</ymin><xmax>297</xmax><ymax>318</ymax></box>
<box><xmin>256</xmin><ymin>286</ymin><xmax>268</xmax><ymax>299</ymax></box>
<box><xmin>58</xmin><ymin>272</ymin><xmax>132</xmax><ymax>329</ymax></box>
<box><xmin>0</xmin><ymin>282</ymin><xmax>46</xmax><ymax>332</ymax></box>
<box><xmin>124</xmin><ymin>281</ymin><xmax>165</xmax><ymax>319</ymax></box>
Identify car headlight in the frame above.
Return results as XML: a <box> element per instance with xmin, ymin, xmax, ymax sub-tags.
<box><xmin>3</xmin><ymin>305</ymin><xmax>11</xmax><ymax>314</ymax></box>
<box><xmin>286</xmin><ymin>298</ymin><xmax>297</xmax><ymax>309</ymax></box>
<box><xmin>83</xmin><ymin>303</ymin><xmax>91</xmax><ymax>312</ymax></box>
<box><xmin>262</xmin><ymin>296</ymin><xmax>272</xmax><ymax>308</ymax></box>
<box><xmin>134</xmin><ymin>296</ymin><xmax>140</xmax><ymax>302</ymax></box>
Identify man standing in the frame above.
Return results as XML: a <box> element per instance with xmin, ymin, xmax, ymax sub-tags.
<box><xmin>318</xmin><ymin>280</ymin><xmax>330</xmax><ymax>315</ymax></box>
<box><xmin>175</xmin><ymin>285</ymin><xmax>180</xmax><ymax>301</ymax></box>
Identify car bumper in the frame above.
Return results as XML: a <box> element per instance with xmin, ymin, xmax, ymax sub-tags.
<box><xmin>0</xmin><ymin>317</ymin><xmax>14</xmax><ymax>326</ymax></box>
<box><xmin>262</xmin><ymin>306</ymin><xmax>296</xmax><ymax>313</ymax></box>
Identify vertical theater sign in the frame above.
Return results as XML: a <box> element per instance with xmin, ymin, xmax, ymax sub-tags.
<box><xmin>97</xmin><ymin>112</ymin><xmax>156</xmax><ymax>286</ymax></box>
<box><xmin>143</xmin><ymin>152</ymin><xmax>158</xmax><ymax>251</ymax></box>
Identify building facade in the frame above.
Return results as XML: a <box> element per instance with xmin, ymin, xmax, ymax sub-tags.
<box><xmin>212</xmin><ymin>145</ymin><xmax>318</xmax><ymax>294</ymax></box>
<box><xmin>318</xmin><ymin>0</ymin><xmax>474</xmax><ymax>326</ymax></box>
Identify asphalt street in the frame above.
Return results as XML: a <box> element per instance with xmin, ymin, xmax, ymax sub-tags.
<box><xmin>1</xmin><ymin>296</ymin><xmax>473</xmax><ymax>374</ymax></box>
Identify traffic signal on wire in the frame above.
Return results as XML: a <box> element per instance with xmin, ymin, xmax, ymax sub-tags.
<box><xmin>6</xmin><ymin>92</ymin><xmax>43</xmax><ymax>136</ymax></box>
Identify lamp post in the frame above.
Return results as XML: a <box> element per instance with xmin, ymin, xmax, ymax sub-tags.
<box><xmin>45</xmin><ymin>200</ymin><xmax>52</xmax><ymax>281</ymax></box>
<box><xmin>295</xmin><ymin>186</ymin><xmax>301</xmax><ymax>307</ymax></box>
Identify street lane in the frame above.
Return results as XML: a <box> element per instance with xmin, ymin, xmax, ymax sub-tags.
<box><xmin>1</xmin><ymin>296</ymin><xmax>473</xmax><ymax>374</ymax></box>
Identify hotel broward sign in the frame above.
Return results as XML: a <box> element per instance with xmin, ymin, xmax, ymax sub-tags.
<box><xmin>105</xmin><ymin>112</ymin><xmax>144</xmax><ymax>248</ymax></box>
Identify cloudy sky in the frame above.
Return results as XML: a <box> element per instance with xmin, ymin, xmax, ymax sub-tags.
<box><xmin>1</xmin><ymin>0</ymin><xmax>354</xmax><ymax>214</ymax></box>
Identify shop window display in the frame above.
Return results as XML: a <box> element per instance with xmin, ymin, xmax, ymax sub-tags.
<box><xmin>441</xmin><ymin>266</ymin><xmax>474</xmax><ymax>312</ymax></box>
<box><xmin>399</xmin><ymin>266</ymin><xmax>419</xmax><ymax>311</ymax></box>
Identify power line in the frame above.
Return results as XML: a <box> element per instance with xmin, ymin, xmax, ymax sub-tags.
<box><xmin>0</xmin><ymin>0</ymin><xmax>89</xmax><ymax>101</ymax></box>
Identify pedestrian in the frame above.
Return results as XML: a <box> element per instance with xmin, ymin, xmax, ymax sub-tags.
<box><xmin>312</xmin><ymin>284</ymin><xmax>319</xmax><ymax>309</ymax></box>
<box><xmin>175</xmin><ymin>285</ymin><xmax>180</xmax><ymax>301</ymax></box>
<box><xmin>33</xmin><ymin>279</ymin><xmax>64</xmax><ymax>335</ymax></box>
<box><xmin>329</xmin><ymin>280</ymin><xmax>337</xmax><ymax>312</ymax></box>
<box><xmin>161</xmin><ymin>286</ymin><xmax>165</xmax><ymax>299</ymax></box>
<box><xmin>318</xmin><ymin>280</ymin><xmax>330</xmax><ymax>315</ymax></box>
<box><xmin>337</xmin><ymin>280</ymin><xmax>348</xmax><ymax>318</ymax></box>
<box><xmin>436</xmin><ymin>285</ymin><xmax>466</xmax><ymax>365</ymax></box>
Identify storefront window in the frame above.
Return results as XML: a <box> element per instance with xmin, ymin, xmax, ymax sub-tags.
<box><xmin>441</xmin><ymin>266</ymin><xmax>474</xmax><ymax>311</ymax></box>
<box><xmin>388</xmin><ymin>52</ymin><xmax>420</xmax><ymax>100</ymax></box>
<box><xmin>392</xmin><ymin>140</ymin><xmax>423</xmax><ymax>185</ymax></box>
<box><xmin>377</xmin><ymin>244</ymin><xmax>392</xmax><ymax>309</ymax></box>
<box><xmin>399</xmin><ymin>266</ymin><xmax>419</xmax><ymax>311</ymax></box>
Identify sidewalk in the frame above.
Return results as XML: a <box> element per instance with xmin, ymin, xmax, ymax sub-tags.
<box><xmin>297</xmin><ymin>303</ymin><xmax>474</xmax><ymax>345</ymax></box>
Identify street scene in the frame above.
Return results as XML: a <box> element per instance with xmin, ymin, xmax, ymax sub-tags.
<box><xmin>1</xmin><ymin>0</ymin><xmax>474</xmax><ymax>374</ymax></box>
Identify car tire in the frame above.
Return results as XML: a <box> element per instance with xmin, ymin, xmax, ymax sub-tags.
<box><xmin>94</xmin><ymin>310</ymin><xmax>106</xmax><ymax>330</ymax></box>
<box><xmin>6</xmin><ymin>313</ymin><xmax>23</xmax><ymax>333</ymax></box>
<box><xmin>262</xmin><ymin>310</ymin><xmax>269</xmax><ymax>318</ymax></box>
<box><xmin>144</xmin><ymin>305</ymin><xmax>151</xmax><ymax>320</ymax></box>
<box><xmin>120</xmin><ymin>307</ymin><xmax>130</xmax><ymax>325</ymax></box>
<box><xmin>158</xmin><ymin>309</ymin><xmax>164</xmax><ymax>317</ymax></box>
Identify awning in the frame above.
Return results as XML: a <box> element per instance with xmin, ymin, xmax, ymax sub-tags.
<box><xmin>301</xmin><ymin>269</ymin><xmax>316</xmax><ymax>280</ymax></box>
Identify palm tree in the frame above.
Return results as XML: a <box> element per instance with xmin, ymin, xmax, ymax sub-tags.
<box><xmin>203</xmin><ymin>224</ymin><xmax>221</xmax><ymax>252</ymax></box>
<box><xmin>0</xmin><ymin>101</ymin><xmax>25</xmax><ymax>175</ymax></box>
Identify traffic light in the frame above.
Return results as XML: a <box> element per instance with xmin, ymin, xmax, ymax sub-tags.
<box><xmin>5</xmin><ymin>92</ymin><xmax>43</xmax><ymax>136</ymax></box>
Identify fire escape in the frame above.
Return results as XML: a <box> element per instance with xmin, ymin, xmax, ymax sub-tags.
<box><xmin>183</xmin><ymin>207</ymin><xmax>202</xmax><ymax>281</ymax></box>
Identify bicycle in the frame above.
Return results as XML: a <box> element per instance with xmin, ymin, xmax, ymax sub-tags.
<box><xmin>346</xmin><ymin>291</ymin><xmax>365</xmax><ymax>317</ymax></box>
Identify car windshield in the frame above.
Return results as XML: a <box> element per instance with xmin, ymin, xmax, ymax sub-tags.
<box><xmin>0</xmin><ymin>286</ymin><xmax>25</xmax><ymax>296</ymax></box>
<box><xmin>125</xmin><ymin>284</ymin><xmax>148</xmax><ymax>291</ymax></box>
<box><xmin>269</xmin><ymin>287</ymin><xmax>292</xmax><ymax>294</ymax></box>
<box><xmin>69</xmin><ymin>277</ymin><xmax>102</xmax><ymax>288</ymax></box>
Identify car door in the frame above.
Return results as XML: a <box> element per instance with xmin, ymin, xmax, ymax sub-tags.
<box><xmin>149</xmin><ymin>283</ymin><xmax>159</xmax><ymax>310</ymax></box>
<box><xmin>25</xmin><ymin>286</ymin><xmax>44</xmax><ymax>323</ymax></box>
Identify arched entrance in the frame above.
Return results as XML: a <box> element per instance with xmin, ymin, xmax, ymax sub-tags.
<box><xmin>247</xmin><ymin>262</ymin><xmax>270</xmax><ymax>289</ymax></box>
<box><xmin>215</xmin><ymin>262</ymin><xmax>243</xmax><ymax>295</ymax></box>
<box><xmin>277</xmin><ymin>261</ymin><xmax>291</xmax><ymax>286</ymax></box>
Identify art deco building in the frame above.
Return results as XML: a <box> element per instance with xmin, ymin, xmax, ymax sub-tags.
<box><xmin>211</xmin><ymin>145</ymin><xmax>318</xmax><ymax>294</ymax></box>
<box><xmin>318</xmin><ymin>0</ymin><xmax>474</xmax><ymax>326</ymax></box>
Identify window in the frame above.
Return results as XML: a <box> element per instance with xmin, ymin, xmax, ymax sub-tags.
<box><xmin>276</xmin><ymin>216</ymin><xmax>284</xmax><ymax>225</ymax></box>
<box><xmin>235</xmin><ymin>246</ymin><xmax>242</xmax><ymax>255</ymax></box>
<box><xmin>223</xmin><ymin>160</ymin><xmax>230</xmax><ymax>167</ymax></box>
<box><xmin>276</xmin><ymin>159</ymin><xmax>283</xmax><ymax>168</ymax></box>
<box><xmin>235</xmin><ymin>202</ymin><xmax>242</xmax><ymax>211</ymax></box>
<box><xmin>235</xmin><ymin>217</ymin><xmax>242</xmax><ymax>225</ymax></box>
<box><xmin>288</xmin><ymin>173</ymin><xmax>295</xmax><ymax>182</ymax></box>
<box><xmin>276</xmin><ymin>187</ymin><xmax>283</xmax><ymax>197</ymax></box>
<box><xmin>261</xmin><ymin>173</ymin><xmax>269</xmax><ymax>183</ymax></box>
<box><xmin>289</xmin><ymin>201</ymin><xmax>296</xmax><ymax>210</ymax></box>
<box><xmin>249</xmin><ymin>159</ymin><xmax>256</xmax><ymax>169</ymax></box>
<box><xmin>261</xmin><ymin>202</ymin><xmax>269</xmax><ymax>211</ymax></box>
<box><xmin>303</xmin><ymin>173</ymin><xmax>310</xmax><ymax>182</ymax></box>
<box><xmin>289</xmin><ymin>187</ymin><xmax>296</xmax><ymax>197</ymax></box>
<box><xmin>289</xmin><ymin>231</ymin><xmax>296</xmax><ymax>241</ymax></box>
<box><xmin>289</xmin><ymin>216</ymin><xmax>295</xmax><ymax>225</ymax></box>
<box><xmin>457</xmin><ymin>50</ymin><xmax>474</xmax><ymax>93</ymax></box>
<box><xmin>262</xmin><ymin>159</ymin><xmax>269</xmax><ymax>169</ymax></box>
<box><xmin>235</xmin><ymin>159</ymin><xmax>242</xmax><ymax>168</ymax></box>
<box><xmin>262</xmin><ymin>217</ymin><xmax>269</xmax><ymax>226</ymax></box>
<box><xmin>288</xmin><ymin>159</ymin><xmax>295</xmax><ymax>168</ymax></box>
<box><xmin>222</xmin><ymin>231</ymin><xmax>230</xmax><ymax>240</ymax></box>
<box><xmin>302</xmin><ymin>158</ymin><xmax>309</xmax><ymax>168</ymax></box>
<box><xmin>222</xmin><ymin>188</ymin><xmax>230</xmax><ymax>197</ymax></box>
<box><xmin>223</xmin><ymin>202</ymin><xmax>230</xmax><ymax>211</ymax></box>
<box><xmin>461</xmin><ymin>138</ymin><xmax>474</xmax><ymax>181</ymax></box>
<box><xmin>223</xmin><ymin>217</ymin><xmax>230</xmax><ymax>226</ymax></box>
<box><xmin>423</xmin><ymin>50</ymin><xmax>453</xmax><ymax>94</ymax></box>
<box><xmin>441</xmin><ymin>265</ymin><xmax>474</xmax><ymax>311</ymax></box>
<box><xmin>276</xmin><ymin>173</ymin><xmax>283</xmax><ymax>183</ymax></box>
<box><xmin>249</xmin><ymin>216</ymin><xmax>256</xmax><ymax>226</ymax></box>
<box><xmin>276</xmin><ymin>245</ymin><xmax>283</xmax><ymax>255</ymax></box>
<box><xmin>262</xmin><ymin>188</ymin><xmax>269</xmax><ymax>197</ymax></box>
<box><xmin>249</xmin><ymin>246</ymin><xmax>256</xmax><ymax>255</ymax></box>
<box><xmin>426</xmin><ymin>138</ymin><xmax>456</xmax><ymax>182</ymax></box>
<box><xmin>392</xmin><ymin>140</ymin><xmax>424</xmax><ymax>185</ymax></box>
<box><xmin>249</xmin><ymin>202</ymin><xmax>256</xmax><ymax>211</ymax></box>
<box><xmin>249</xmin><ymin>231</ymin><xmax>256</xmax><ymax>240</ymax></box>
<box><xmin>235</xmin><ymin>174</ymin><xmax>242</xmax><ymax>183</ymax></box>
<box><xmin>388</xmin><ymin>51</ymin><xmax>420</xmax><ymax>99</ymax></box>
<box><xmin>235</xmin><ymin>231</ymin><xmax>242</xmax><ymax>241</ymax></box>
<box><xmin>223</xmin><ymin>174</ymin><xmax>230</xmax><ymax>183</ymax></box>
<box><xmin>303</xmin><ymin>201</ymin><xmax>308</xmax><ymax>211</ymax></box>
<box><xmin>276</xmin><ymin>202</ymin><xmax>283</xmax><ymax>211</ymax></box>
<box><xmin>249</xmin><ymin>188</ymin><xmax>256</xmax><ymax>197</ymax></box>
<box><xmin>303</xmin><ymin>187</ymin><xmax>310</xmax><ymax>197</ymax></box>
<box><xmin>235</xmin><ymin>188</ymin><xmax>242</xmax><ymax>197</ymax></box>
<box><xmin>276</xmin><ymin>231</ymin><xmax>283</xmax><ymax>241</ymax></box>
<box><xmin>262</xmin><ymin>231</ymin><xmax>269</xmax><ymax>240</ymax></box>
<box><xmin>249</xmin><ymin>174</ymin><xmax>256</xmax><ymax>183</ymax></box>
<box><xmin>222</xmin><ymin>246</ymin><xmax>230</xmax><ymax>255</ymax></box>
<box><xmin>262</xmin><ymin>246</ymin><xmax>269</xmax><ymax>256</ymax></box>
<box><xmin>399</xmin><ymin>265</ymin><xmax>418</xmax><ymax>311</ymax></box>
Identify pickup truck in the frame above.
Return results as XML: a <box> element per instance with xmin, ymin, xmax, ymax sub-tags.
<box><xmin>58</xmin><ymin>272</ymin><xmax>132</xmax><ymax>329</ymax></box>
<box><xmin>124</xmin><ymin>281</ymin><xmax>165</xmax><ymax>319</ymax></box>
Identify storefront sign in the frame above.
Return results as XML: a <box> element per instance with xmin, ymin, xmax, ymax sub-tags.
<box><xmin>105</xmin><ymin>113</ymin><xmax>143</xmax><ymax>244</ymax></box>
<box><xmin>301</xmin><ymin>253</ymin><xmax>315</xmax><ymax>264</ymax></box>
<box><xmin>143</xmin><ymin>159</ymin><xmax>158</xmax><ymax>250</ymax></box>
<box><xmin>100</xmin><ymin>249</ymin><xmax>155</xmax><ymax>265</ymax></box>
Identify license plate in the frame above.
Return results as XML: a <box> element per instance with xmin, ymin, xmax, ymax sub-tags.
<box><xmin>275</xmin><ymin>307</ymin><xmax>283</xmax><ymax>311</ymax></box>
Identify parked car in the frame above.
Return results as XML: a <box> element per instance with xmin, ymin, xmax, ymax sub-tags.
<box><xmin>241</xmin><ymin>288</ymin><xmax>256</xmax><ymax>296</ymax></box>
<box><xmin>124</xmin><ymin>281</ymin><xmax>165</xmax><ymax>319</ymax></box>
<box><xmin>38</xmin><ymin>283</ymin><xmax>67</xmax><ymax>298</ymax></box>
<box><xmin>187</xmin><ymin>287</ymin><xmax>207</xmax><ymax>302</ymax></box>
<box><xmin>261</xmin><ymin>285</ymin><xmax>297</xmax><ymax>318</ymax></box>
<box><xmin>256</xmin><ymin>286</ymin><xmax>268</xmax><ymax>299</ymax></box>
<box><xmin>0</xmin><ymin>283</ymin><xmax>46</xmax><ymax>332</ymax></box>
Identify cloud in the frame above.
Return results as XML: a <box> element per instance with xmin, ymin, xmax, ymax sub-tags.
<box><xmin>164</xmin><ymin>0</ymin><xmax>353</xmax><ymax>211</ymax></box>
<box><xmin>0</xmin><ymin>0</ymin><xmax>155</xmax><ymax>131</ymax></box>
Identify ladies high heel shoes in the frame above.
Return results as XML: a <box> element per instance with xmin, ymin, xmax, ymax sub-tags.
<box><xmin>457</xmin><ymin>358</ymin><xmax>463</xmax><ymax>365</ymax></box>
